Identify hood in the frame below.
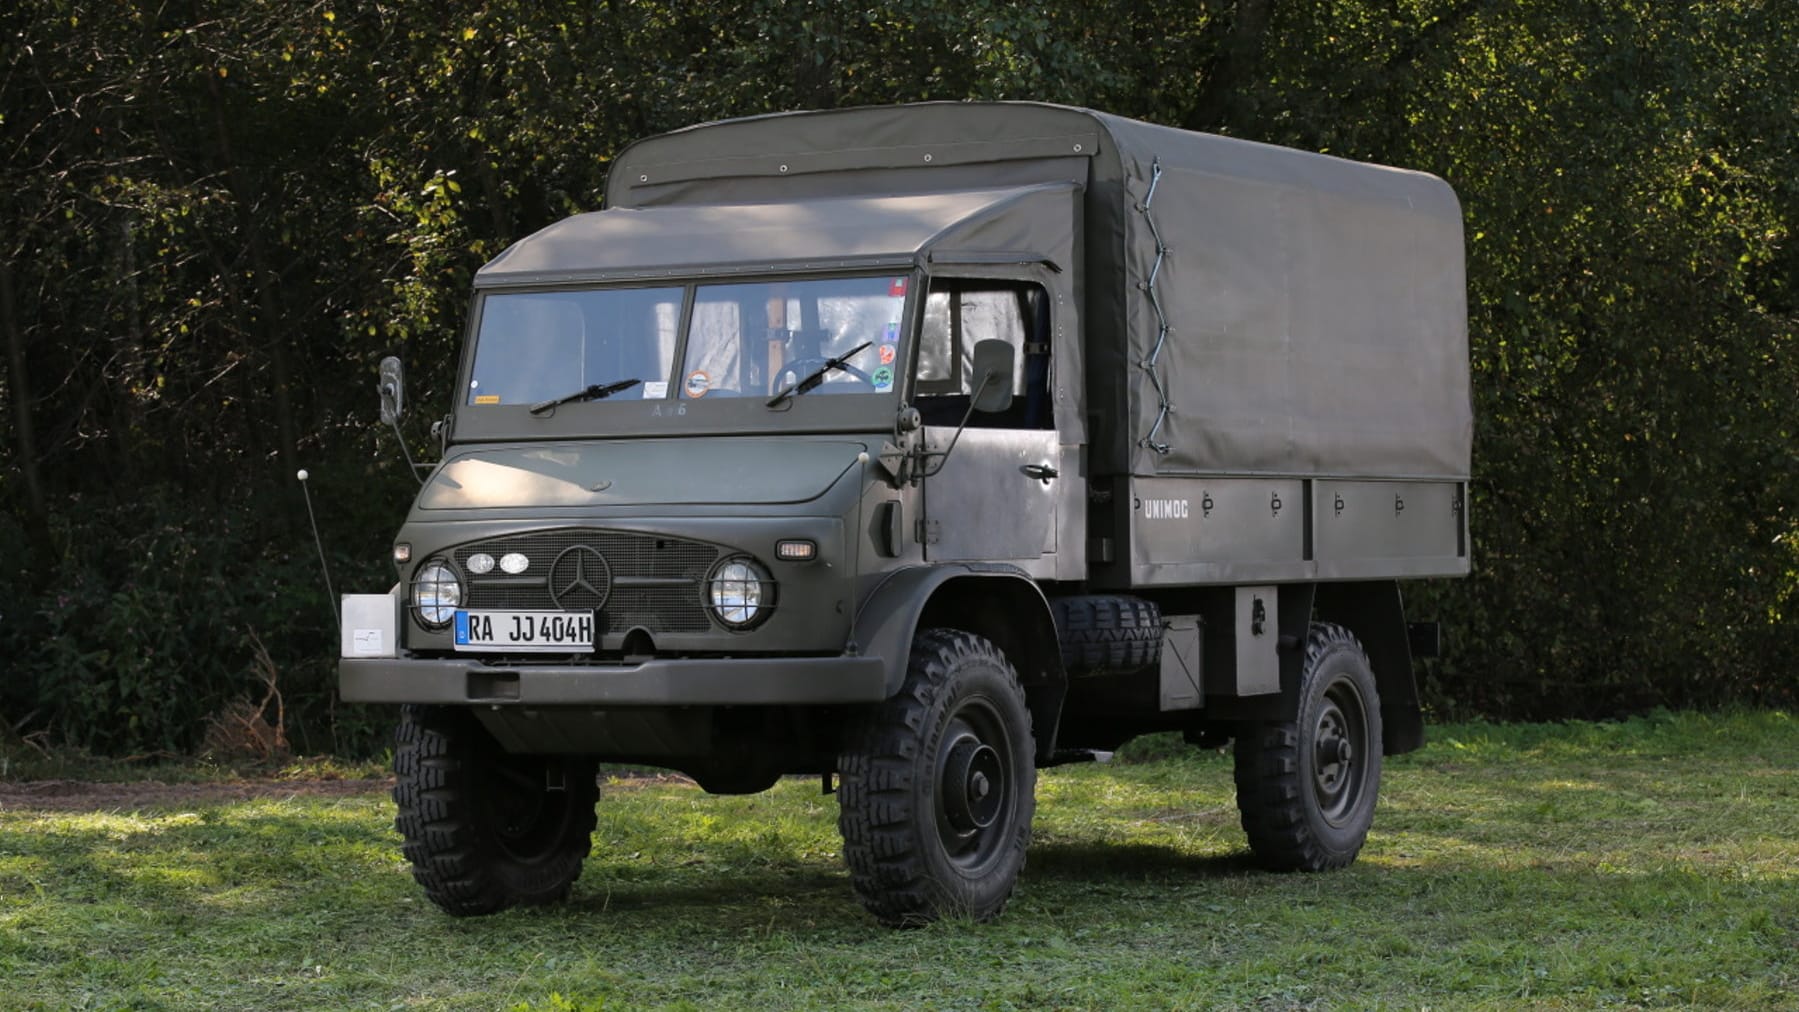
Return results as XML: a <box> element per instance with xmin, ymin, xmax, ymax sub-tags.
<box><xmin>417</xmin><ymin>438</ymin><xmax>866</xmax><ymax>510</ymax></box>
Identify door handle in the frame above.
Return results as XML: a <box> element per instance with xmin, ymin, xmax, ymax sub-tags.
<box><xmin>1020</xmin><ymin>463</ymin><xmax>1059</xmax><ymax>484</ymax></box>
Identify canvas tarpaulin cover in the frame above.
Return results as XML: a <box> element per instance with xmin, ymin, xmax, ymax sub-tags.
<box><xmin>599</xmin><ymin>102</ymin><xmax>1471</xmax><ymax>481</ymax></box>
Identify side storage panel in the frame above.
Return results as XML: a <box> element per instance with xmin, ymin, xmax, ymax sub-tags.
<box><xmin>1314</xmin><ymin>480</ymin><xmax>1466</xmax><ymax>578</ymax></box>
<box><xmin>1089</xmin><ymin>475</ymin><xmax>1468</xmax><ymax>588</ymax></box>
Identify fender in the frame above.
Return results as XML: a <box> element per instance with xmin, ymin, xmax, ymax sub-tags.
<box><xmin>1314</xmin><ymin>580</ymin><xmax>1425</xmax><ymax>755</ymax></box>
<box><xmin>850</xmin><ymin>564</ymin><xmax>1067</xmax><ymax>760</ymax></box>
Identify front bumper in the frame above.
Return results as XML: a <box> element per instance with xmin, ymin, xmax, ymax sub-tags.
<box><xmin>339</xmin><ymin>654</ymin><xmax>889</xmax><ymax>707</ymax></box>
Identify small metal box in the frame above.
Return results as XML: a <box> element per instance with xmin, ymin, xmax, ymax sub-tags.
<box><xmin>341</xmin><ymin>592</ymin><xmax>400</xmax><ymax>659</ymax></box>
<box><xmin>1158</xmin><ymin>614</ymin><xmax>1204</xmax><ymax>711</ymax></box>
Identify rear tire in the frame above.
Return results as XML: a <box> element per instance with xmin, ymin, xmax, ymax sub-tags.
<box><xmin>393</xmin><ymin>705</ymin><xmax>599</xmax><ymax>916</ymax></box>
<box><xmin>1233</xmin><ymin>622</ymin><xmax>1382</xmax><ymax>871</ymax></box>
<box><xmin>837</xmin><ymin>629</ymin><xmax>1036</xmax><ymax>926</ymax></box>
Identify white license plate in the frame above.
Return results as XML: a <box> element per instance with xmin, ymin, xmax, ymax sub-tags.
<box><xmin>453</xmin><ymin>610</ymin><xmax>594</xmax><ymax>652</ymax></box>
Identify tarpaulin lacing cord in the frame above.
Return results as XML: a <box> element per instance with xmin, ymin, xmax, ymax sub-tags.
<box><xmin>1137</xmin><ymin>159</ymin><xmax>1173</xmax><ymax>455</ymax></box>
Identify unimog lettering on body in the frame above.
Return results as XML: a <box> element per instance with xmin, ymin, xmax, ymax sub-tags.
<box><xmin>339</xmin><ymin>102</ymin><xmax>1472</xmax><ymax>926</ymax></box>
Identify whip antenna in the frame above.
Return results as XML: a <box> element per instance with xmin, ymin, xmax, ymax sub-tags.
<box><xmin>297</xmin><ymin>469</ymin><xmax>339</xmax><ymax>633</ymax></box>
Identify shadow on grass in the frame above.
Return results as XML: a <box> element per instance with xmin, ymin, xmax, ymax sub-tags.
<box><xmin>1026</xmin><ymin>840</ymin><xmax>1261</xmax><ymax>882</ymax></box>
<box><xmin>565</xmin><ymin>840</ymin><xmax>1264</xmax><ymax>931</ymax></box>
<box><xmin>568</xmin><ymin>866</ymin><xmax>849</xmax><ymax>917</ymax></box>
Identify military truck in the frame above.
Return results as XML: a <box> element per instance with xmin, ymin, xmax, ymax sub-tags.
<box><xmin>339</xmin><ymin>102</ymin><xmax>1470</xmax><ymax>926</ymax></box>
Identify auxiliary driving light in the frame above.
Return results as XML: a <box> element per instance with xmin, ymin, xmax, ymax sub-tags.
<box><xmin>411</xmin><ymin>559</ymin><xmax>462</xmax><ymax>628</ymax></box>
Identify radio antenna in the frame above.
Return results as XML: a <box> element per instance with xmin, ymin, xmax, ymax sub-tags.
<box><xmin>297</xmin><ymin>469</ymin><xmax>340</xmax><ymax>633</ymax></box>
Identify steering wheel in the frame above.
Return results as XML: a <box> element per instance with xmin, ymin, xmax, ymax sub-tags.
<box><xmin>778</xmin><ymin>357</ymin><xmax>875</xmax><ymax>391</ymax></box>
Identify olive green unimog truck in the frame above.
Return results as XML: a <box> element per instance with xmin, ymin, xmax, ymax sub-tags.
<box><xmin>339</xmin><ymin>102</ymin><xmax>1471</xmax><ymax>926</ymax></box>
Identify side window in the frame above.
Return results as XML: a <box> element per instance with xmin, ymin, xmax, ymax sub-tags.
<box><xmin>914</xmin><ymin>279</ymin><xmax>1052</xmax><ymax>428</ymax></box>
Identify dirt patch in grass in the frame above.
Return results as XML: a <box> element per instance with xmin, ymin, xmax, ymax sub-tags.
<box><xmin>0</xmin><ymin>767</ymin><xmax>693</xmax><ymax>812</ymax></box>
<box><xmin>0</xmin><ymin>777</ymin><xmax>392</xmax><ymax>812</ymax></box>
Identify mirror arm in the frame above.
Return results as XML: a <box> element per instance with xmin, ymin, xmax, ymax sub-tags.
<box><xmin>914</xmin><ymin>370</ymin><xmax>996</xmax><ymax>481</ymax></box>
<box><xmin>387</xmin><ymin>413</ymin><xmax>426</xmax><ymax>486</ymax></box>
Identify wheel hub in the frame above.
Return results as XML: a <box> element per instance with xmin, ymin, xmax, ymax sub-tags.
<box><xmin>1316</xmin><ymin>705</ymin><xmax>1353</xmax><ymax>793</ymax></box>
<box><xmin>1318</xmin><ymin>736</ymin><xmax>1353</xmax><ymax>766</ymax></box>
<box><xmin>942</xmin><ymin>736</ymin><xmax>1004</xmax><ymax>834</ymax></box>
<box><xmin>1311</xmin><ymin>685</ymin><xmax>1369</xmax><ymax>825</ymax></box>
<box><xmin>483</xmin><ymin>756</ymin><xmax>573</xmax><ymax>857</ymax></box>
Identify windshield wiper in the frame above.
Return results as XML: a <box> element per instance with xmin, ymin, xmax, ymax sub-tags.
<box><xmin>528</xmin><ymin>377</ymin><xmax>641</xmax><ymax>415</ymax></box>
<box><xmin>765</xmin><ymin>341</ymin><xmax>873</xmax><ymax>408</ymax></box>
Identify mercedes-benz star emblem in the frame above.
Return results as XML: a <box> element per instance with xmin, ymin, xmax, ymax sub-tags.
<box><xmin>548</xmin><ymin>545</ymin><xmax>611</xmax><ymax>610</ymax></box>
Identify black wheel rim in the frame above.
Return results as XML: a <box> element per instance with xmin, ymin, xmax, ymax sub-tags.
<box><xmin>1311</xmin><ymin>674</ymin><xmax>1371</xmax><ymax>827</ymax></box>
<box><xmin>481</xmin><ymin>754</ymin><xmax>573</xmax><ymax>862</ymax></box>
<box><xmin>933</xmin><ymin>694</ymin><xmax>1015</xmax><ymax>873</ymax></box>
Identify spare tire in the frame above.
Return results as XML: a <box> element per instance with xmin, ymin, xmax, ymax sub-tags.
<box><xmin>1051</xmin><ymin>595</ymin><xmax>1162</xmax><ymax>675</ymax></box>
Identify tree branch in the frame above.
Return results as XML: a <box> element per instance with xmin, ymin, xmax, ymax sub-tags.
<box><xmin>1190</xmin><ymin>0</ymin><xmax>1276</xmax><ymax>132</ymax></box>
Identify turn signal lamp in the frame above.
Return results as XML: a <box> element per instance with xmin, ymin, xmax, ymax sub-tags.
<box><xmin>776</xmin><ymin>539</ymin><xmax>817</xmax><ymax>562</ymax></box>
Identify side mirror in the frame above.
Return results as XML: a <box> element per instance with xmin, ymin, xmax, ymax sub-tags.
<box><xmin>969</xmin><ymin>339</ymin><xmax>1015</xmax><ymax>414</ymax></box>
<box><xmin>378</xmin><ymin>356</ymin><xmax>405</xmax><ymax>425</ymax></box>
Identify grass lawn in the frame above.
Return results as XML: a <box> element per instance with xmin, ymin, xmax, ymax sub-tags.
<box><xmin>2</xmin><ymin>710</ymin><xmax>1794</xmax><ymax>1010</ymax></box>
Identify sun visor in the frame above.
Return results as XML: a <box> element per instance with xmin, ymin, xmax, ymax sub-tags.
<box><xmin>476</xmin><ymin>185</ymin><xmax>1080</xmax><ymax>288</ymax></box>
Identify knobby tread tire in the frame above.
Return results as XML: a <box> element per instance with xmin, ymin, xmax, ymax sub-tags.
<box><xmin>837</xmin><ymin>629</ymin><xmax>1036</xmax><ymax>927</ymax></box>
<box><xmin>1052</xmin><ymin>595</ymin><xmax>1162</xmax><ymax>674</ymax></box>
<box><xmin>393</xmin><ymin>705</ymin><xmax>599</xmax><ymax>916</ymax></box>
<box><xmin>1232</xmin><ymin>622</ymin><xmax>1382</xmax><ymax>873</ymax></box>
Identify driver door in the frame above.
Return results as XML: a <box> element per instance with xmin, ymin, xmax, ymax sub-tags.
<box><xmin>914</xmin><ymin>279</ymin><xmax>1058</xmax><ymax>564</ymax></box>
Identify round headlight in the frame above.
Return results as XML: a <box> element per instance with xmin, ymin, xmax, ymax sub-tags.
<box><xmin>706</xmin><ymin>557</ymin><xmax>773</xmax><ymax>629</ymax></box>
<box><xmin>412</xmin><ymin>559</ymin><xmax>462</xmax><ymax>628</ymax></box>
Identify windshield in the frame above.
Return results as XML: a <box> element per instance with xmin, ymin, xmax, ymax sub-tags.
<box><xmin>465</xmin><ymin>286</ymin><xmax>682</xmax><ymax>407</ymax></box>
<box><xmin>679</xmin><ymin>275</ymin><xmax>908</xmax><ymax>400</ymax></box>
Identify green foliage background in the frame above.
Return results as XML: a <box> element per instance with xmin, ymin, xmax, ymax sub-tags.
<box><xmin>1</xmin><ymin>1</ymin><xmax>1794</xmax><ymax>753</ymax></box>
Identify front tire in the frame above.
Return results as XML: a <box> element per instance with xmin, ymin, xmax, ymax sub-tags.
<box><xmin>393</xmin><ymin>705</ymin><xmax>600</xmax><ymax>916</ymax></box>
<box><xmin>837</xmin><ymin>629</ymin><xmax>1036</xmax><ymax>926</ymax></box>
<box><xmin>1233</xmin><ymin>622</ymin><xmax>1382</xmax><ymax>871</ymax></box>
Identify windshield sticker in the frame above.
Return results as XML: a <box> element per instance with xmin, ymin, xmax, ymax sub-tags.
<box><xmin>888</xmin><ymin>277</ymin><xmax>908</xmax><ymax>297</ymax></box>
<box><xmin>474</xmin><ymin>394</ymin><xmax>501</xmax><ymax>405</ymax></box>
<box><xmin>882</xmin><ymin>322</ymin><xmax>900</xmax><ymax>344</ymax></box>
<box><xmin>871</xmin><ymin>366</ymin><xmax>895</xmax><ymax>392</ymax></box>
<box><xmin>684</xmin><ymin>371</ymin><xmax>711</xmax><ymax>398</ymax></box>
<box><xmin>878</xmin><ymin>344</ymin><xmax>897</xmax><ymax>366</ymax></box>
<box><xmin>642</xmin><ymin>381</ymin><xmax>669</xmax><ymax>399</ymax></box>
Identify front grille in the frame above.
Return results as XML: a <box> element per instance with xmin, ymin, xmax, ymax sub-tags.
<box><xmin>454</xmin><ymin>529</ymin><xmax>718</xmax><ymax>634</ymax></box>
